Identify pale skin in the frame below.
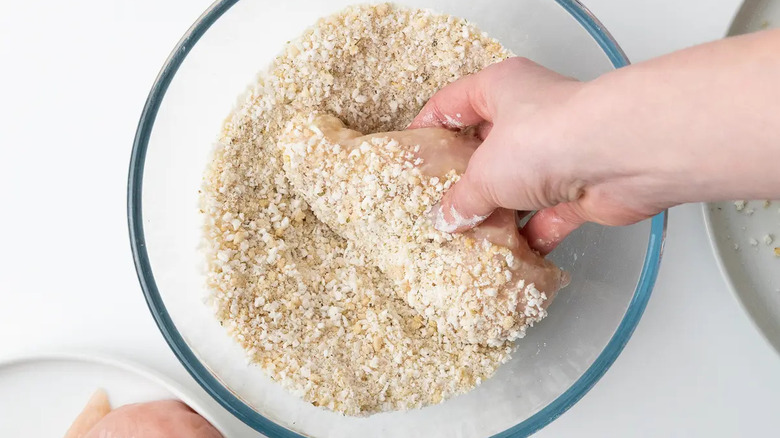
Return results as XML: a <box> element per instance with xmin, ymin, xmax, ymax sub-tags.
<box><xmin>411</xmin><ymin>29</ymin><xmax>780</xmax><ymax>254</ymax></box>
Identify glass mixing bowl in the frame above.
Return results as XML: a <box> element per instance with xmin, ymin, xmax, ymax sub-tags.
<box><xmin>129</xmin><ymin>1</ymin><xmax>666</xmax><ymax>436</ymax></box>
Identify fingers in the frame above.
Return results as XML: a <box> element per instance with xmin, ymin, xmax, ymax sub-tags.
<box><xmin>431</xmin><ymin>176</ymin><xmax>496</xmax><ymax>232</ymax></box>
<box><xmin>408</xmin><ymin>70</ymin><xmax>492</xmax><ymax>129</ymax></box>
<box><xmin>409</xmin><ymin>57</ymin><xmax>574</xmax><ymax>130</ymax></box>
<box><xmin>421</xmin><ymin>57</ymin><xmax>585</xmax><ymax>237</ymax></box>
<box><xmin>521</xmin><ymin>203</ymin><xmax>588</xmax><ymax>255</ymax></box>
<box><xmin>431</xmin><ymin>142</ymin><xmax>501</xmax><ymax>232</ymax></box>
<box><xmin>408</xmin><ymin>57</ymin><xmax>535</xmax><ymax>129</ymax></box>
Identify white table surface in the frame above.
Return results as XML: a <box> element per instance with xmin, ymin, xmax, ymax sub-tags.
<box><xmin>2</xmin><ymin>0</ymin><xmax>778</xmax><ymax>437</ymax></box>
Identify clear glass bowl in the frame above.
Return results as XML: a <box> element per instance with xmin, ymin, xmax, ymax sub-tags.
<box><xmin>128</xmin><ymin>1</ymin><xmax>666</xmax><ymax>436</ymax></box>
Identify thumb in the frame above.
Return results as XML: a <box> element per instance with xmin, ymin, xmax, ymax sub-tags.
<box><xmin>431</xmin><ymin>151</ymin><xmax>499</xmax><ymax>233</ymax></box>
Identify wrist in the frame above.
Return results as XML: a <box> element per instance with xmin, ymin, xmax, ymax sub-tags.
<box><xmin>550</xmin><ymin>70</ymin><xmax>704</xmax><ymax>208</ymax></box>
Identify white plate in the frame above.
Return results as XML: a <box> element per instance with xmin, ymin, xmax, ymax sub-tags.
<box><xmin>728</xmin><ymin>0</ymin><xmax>780</xmax><ymax>35</ymax></box>
<box><xmin>0</xmin><ymin>352</ymin><xmax>229</xmax><ymax>437</ymax></box>
<box><xmin>704</xmin><ymin>200</ymin><xmax>780</xmax><ymax>355</ymax></box>
<box><xmin>703</xmin><ymin>0</ymin><xmax>780</xmax><ymax>357</ymax></box>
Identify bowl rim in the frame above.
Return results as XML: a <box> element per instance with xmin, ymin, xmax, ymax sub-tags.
<box><xmin>127</xmin><ymin>1</ymin><xmax>667</xmax><ymax>436</ymax></box>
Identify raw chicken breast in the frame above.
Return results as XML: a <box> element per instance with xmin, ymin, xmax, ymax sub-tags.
<box><xmin>280</xmin><ymin>114</ymin><xmax>567</xmax><ymax>345</ymax></box>
<box><xmin>83</xmin><ymin>400</ymin><xmax>222</xmax><ymax>438</ymax></box>
<box><xmin>64</xmin><ymin>389</ymin><xmax>111</xmax><ymax>438</ymax></box>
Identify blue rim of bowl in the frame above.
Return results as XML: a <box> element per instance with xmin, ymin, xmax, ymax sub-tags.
<box><xmin>128</xmin><ymin>1</ymin><xmax>666</xmax><ymax>437</ymax></box>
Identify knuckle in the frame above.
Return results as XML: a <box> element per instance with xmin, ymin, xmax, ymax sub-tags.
<box><xmin>576</xmin><ymin>192</ymin><xmax>650</xmax><ymax>227</ymax></box>
<box><xmin>478</xmin><ymin>57</ymin><xmax>537</xmax><ymax>114</ymax></box>
<box><xmin>558</xmin><ymin>203</ymin><xmax>588</xmax><ymax>224</ymax></box>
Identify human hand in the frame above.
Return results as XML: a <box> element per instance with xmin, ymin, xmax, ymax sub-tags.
<box><xmin>413</xmin><ymin>29</ymin><xmax>780</xmax><ymax>254</ymax></box>
<box><xmin>410</xmin><ymin>57</ymin><xmax>665</xmax><ymax>254</ymax></box>
<box><xmin>83</xmin><ymin>400</ymin><xmax>222</xmax><ymax>438</ymax></box>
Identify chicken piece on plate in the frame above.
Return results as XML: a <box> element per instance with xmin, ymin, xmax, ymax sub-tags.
<box><xmin>64</xmin><ymin>389</ymin><xmax>112</xmax><ymax>438</ymax></box>
<box><xmin>83</xmin><ymin>400</ymin><xmax>222</xmax><ymax>438</ymax></box>
<box><xmin>280</xmin><ymin>114</ymin><xmax>568</xmax><ymax>345</ymax></box>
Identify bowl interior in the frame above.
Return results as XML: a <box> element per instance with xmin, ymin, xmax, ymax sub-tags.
<box><xmin>132</xmin><ymin>1</ymin><xmax>660</xmax><ymax>437</ymax></box>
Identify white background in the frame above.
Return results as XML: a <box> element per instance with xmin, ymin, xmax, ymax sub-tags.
<box><xmin>1</xmin><ymin>0</ymin><xmax>778</xmax><ymax>436</ymax></box>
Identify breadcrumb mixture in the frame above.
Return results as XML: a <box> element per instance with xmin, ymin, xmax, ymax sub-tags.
<box><xmin>202</xmin><ymin>3</ymin><xmax>515</xmax><ymax>415</ymax></box>
<box><xmin>279</xmin><ymin>115</ymin><xmax>557</xmax><ymax>346</ymax></box>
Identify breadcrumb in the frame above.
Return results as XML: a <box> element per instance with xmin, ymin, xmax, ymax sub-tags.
<box><xmin>201</xmin><ymin>4</ymin><xmax>515</xmax><ymax>415</ymax></box>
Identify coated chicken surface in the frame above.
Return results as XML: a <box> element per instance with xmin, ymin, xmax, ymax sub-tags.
<box><xmin>280</xmin><ymin>114</ymin><xmax>567</xmax><ymax>345</ymax></box>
